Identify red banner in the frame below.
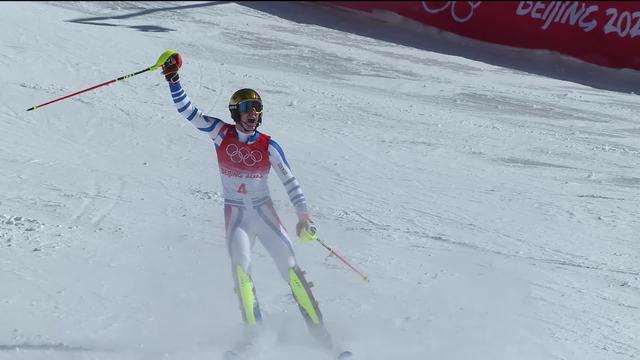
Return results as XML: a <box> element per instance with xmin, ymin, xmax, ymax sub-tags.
<box><xmin>329</xmin><ymin>1</ymin><xmax>640</xmax><ymax>71</ymax></box>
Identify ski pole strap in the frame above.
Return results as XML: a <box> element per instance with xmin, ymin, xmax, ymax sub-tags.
<box><xmin>317</xmin><ymin>238</ymin><xmax>369</xmax><ymax>283</ymax></box>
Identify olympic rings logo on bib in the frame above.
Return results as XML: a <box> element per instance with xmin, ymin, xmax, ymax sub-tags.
<box><xmin>225</xmin><ymin>144</ymin><xmax>263</xmax><ymax>167</ymax></box>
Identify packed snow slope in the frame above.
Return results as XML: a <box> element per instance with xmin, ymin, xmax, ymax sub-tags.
<box><xmin>1</xmin><ymin>2</ymin><xmax>638</xmax><ymax>360</ymax></box>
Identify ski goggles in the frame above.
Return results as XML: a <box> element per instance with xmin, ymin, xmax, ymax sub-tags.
<box><xmin>238</xmin><ymin>100</ymin><xmax>263</xmax><ymax>114</ymax></box>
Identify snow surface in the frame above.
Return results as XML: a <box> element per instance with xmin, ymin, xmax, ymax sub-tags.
<box><xmin>1</xmin><ymin>1</ymin><xmax>639</xmax><ymax>359</ymax></box>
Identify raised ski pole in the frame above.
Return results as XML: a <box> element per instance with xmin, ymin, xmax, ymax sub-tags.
<box><xmin>316</xmin><ymin>238</ymin><xmax>369</xmax><ymax>283</ymax></box>
<box><xmin>26</xmin><ymin>50</ymin><xmax>178</xmax><ymax>111</ymax></box>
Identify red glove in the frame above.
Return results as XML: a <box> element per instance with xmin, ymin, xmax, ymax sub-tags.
<box><xmin>162</xmin><ymin>53</ymin><xmax>182</xmax><ymax>83</ymax></box>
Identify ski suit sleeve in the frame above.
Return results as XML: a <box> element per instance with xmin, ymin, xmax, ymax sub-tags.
<box><xmin>268</xmin><ymin>139</ymin><xmax>310</xmax><ymax>220</ymax></box>
<box><xmin>168</xmin><ymin>81</ymin><xmax>226</xmax><ymax>140</ymax></box>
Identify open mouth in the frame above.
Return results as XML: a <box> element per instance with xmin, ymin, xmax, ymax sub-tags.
<box><xmin>241</xmin><ymin>118</ymin><xmax>257</xmax><ymax>129</ymax></box>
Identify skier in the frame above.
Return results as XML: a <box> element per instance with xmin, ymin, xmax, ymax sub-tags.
<box><xmin>160</xmin><ymin>52</ymin><xmax>331</xmax><ymax>345</ymax></box>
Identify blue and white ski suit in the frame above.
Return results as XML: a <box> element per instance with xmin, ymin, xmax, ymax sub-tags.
<box><xmin>168</xmin><ymin>82</ymin><xmax>309</xmax><ymax>281</ymax></box>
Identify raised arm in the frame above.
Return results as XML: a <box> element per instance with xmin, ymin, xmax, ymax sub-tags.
<box><xmin>162</xmin><ymin>52</ymin><xmax>226</xmax><ymax>140</ymax></box>
<box><xmin>168</xmin><ymin>81</ymin><xmax>226</xmax><ymax>140</ymax></box>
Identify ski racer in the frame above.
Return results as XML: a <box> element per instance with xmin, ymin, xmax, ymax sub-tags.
<box><xmin>160</xmin><ymin>51</ymin><xmax>331</xmax><ymax>344</ymax></box>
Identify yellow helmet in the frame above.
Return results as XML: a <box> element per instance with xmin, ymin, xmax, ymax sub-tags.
<box><xmin>228</xmin><ymin>88</ymin><xmax>263</xmax><ymax>125</ymax></box>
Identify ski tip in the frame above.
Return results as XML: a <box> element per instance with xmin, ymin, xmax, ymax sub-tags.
<box><xmin>338</xmin><ymin>350</ymin><xmax>353</xmax><ymax>359</ymax></box>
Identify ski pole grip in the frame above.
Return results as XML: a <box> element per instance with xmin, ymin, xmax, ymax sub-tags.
<box><xmin>151</xmin><ymin>49</ymin><xmax>179</xmax><ymax>71</ymax></box>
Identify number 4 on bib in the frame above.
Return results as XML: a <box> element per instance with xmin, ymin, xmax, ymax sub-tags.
<box><xmin>237</xmin><ymin>184</ymin><xmax>247</xmax><ymax>193</ymax></box>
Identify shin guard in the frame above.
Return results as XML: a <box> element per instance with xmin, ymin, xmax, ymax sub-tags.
<box><xmin>288</xmin><ymin>266</ymin><xmax>323</xmax><ymax>326</ymax></box>
<box><xmin>234</xmin><ymin>265</ymin><xmax>262</xmax><ymax>325</ymax></box>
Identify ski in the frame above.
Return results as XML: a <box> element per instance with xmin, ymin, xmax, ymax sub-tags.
<box><xmin>337</xmin><ymin>350</ymin><xmax>353</xmax><ymax>359</ymax></box>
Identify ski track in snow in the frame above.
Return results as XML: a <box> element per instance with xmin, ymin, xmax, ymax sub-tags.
<box><xmin>1</xmin><ymin>2</ymin><xmax>639</xmax><ymax>360</ymax></box>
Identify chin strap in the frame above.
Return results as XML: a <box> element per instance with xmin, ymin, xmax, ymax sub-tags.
<box><xmin>236</xmin><ymin>114</ymin><xmax>262</xmax><ymax>132</ymax></box>
<box><xmin>238</xmin><ymin>121</ymin><xmax>255</xmax><ymax>133</ymax></box>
